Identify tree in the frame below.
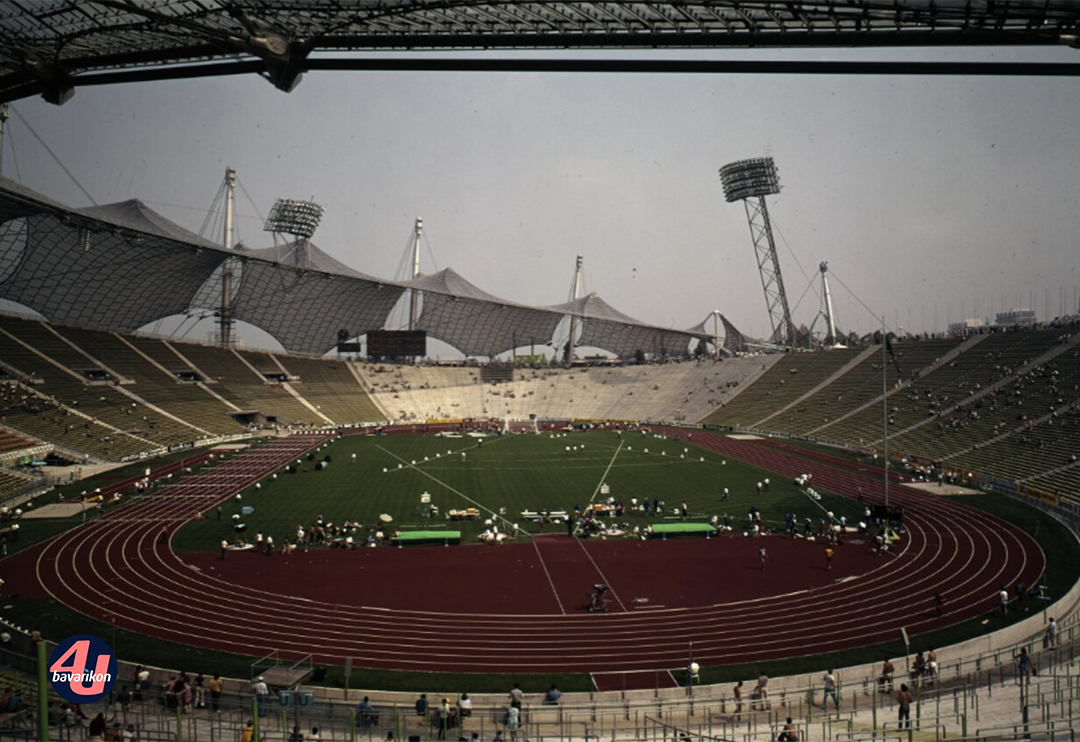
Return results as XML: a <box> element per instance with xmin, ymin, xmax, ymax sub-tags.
<box><xmin>693</xmin><ymin>339</ymin><xmax>708</xmax><ymax>359</ymax></box>
<box><xmin>634</xmin><ymin>349</ymin><xmax>646</xmax><ymax>365</ymax></box>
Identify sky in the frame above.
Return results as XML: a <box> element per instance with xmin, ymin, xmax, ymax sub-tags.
<box><xmin>1</xmin><ymin>44</ymin><xmax>1078</xmax><ymax>353</ymax></box>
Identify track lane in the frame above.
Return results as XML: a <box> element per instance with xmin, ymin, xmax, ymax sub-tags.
<box><xmin>23</xmin><ymin>430</ymin><xmax>1044</xmax><ymax>673</ymax></box>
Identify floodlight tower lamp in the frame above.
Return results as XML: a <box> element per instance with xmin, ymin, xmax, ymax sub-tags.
<box><xmin>264</xmin><ymin>198</ymin><xmax>324</xmax><ymax>270</ymax></box>
<box><xmin>264</xmin><ymin>198</ymin><xmax>324</xmax><ymax>239</ymax></box>
<box><xmin>719</xmin><ymin>157</ymin><xmax>797</xmax><ymax>350</ymax></box>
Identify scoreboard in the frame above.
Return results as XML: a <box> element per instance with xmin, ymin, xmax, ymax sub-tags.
<box><xmin>367</xmin><ymin>330</ymin><xmax>427</xmax><ymax>358</ymax></box>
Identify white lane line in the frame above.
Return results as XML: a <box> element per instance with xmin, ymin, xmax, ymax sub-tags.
<box><xmin>532</xmin><ymin>540</ymin><xmax>567</xmax><ymax>615</ymax></box>
<box><xmin>573</xmin><ymin>538</ymin><xmax>628</xmax><ymax>613</ymax></box>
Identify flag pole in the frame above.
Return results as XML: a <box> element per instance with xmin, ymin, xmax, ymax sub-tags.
<box><xmin>882</xmin><ymin>315</ymin><xmax>889</xmax><ymax>508</ymax></box>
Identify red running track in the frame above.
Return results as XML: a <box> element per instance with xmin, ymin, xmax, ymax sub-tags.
<box><xmin>6</xmin><ymin>430</ymin><xmax>1043</xmax><ymax>674</ymax></box>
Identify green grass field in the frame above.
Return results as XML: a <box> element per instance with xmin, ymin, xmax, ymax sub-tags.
<box><xmin>173</xmin><ymin>431</ymin><xmax>867</xmax><ymax>552</ymax></box>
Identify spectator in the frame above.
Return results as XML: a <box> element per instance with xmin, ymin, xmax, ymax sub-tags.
<box><xmin>415</xmin><ymin>693</ymin><xmax>428</xmax><ymax>717</ymax></box>
<box><xmin>437</xmin><ymin>697</ymin><xmax>454</xmax><ymax>740</ymax></box>
<box><xmin>251</xmin><ymin>676</ymin><xmax>269</xmax><ymax>717</ymax></box>
<box><xmin>136</xmin><ymin>666</ymin><xmax>150</xmax><ymax>701</ymax></box>
<box><xmin>897</xmin><ymin>684</ymin><xmax>913</xmax><ymax>729</ymax></box>
<box><xmin>821</xmin><ymin>670</ymin><xmax>838</xmax><ymax>711</ymax></box>
<box><xmin>457</xmin><ymin>692</ymin><xmax>472</xmax><ymax>719</ymax></box>
<box><xmin>356</xmin><ymin>696</ymin><xmax>377</xmax><ymax>728</ymax></box>
<box><xmin>509</xmin><ymin>683</ymin><xmax>524</xmax><ymax>708</ymax></box>
<box><xmin>193</xmin><ymin>673</ymin><xmax>205</xmax><ymax>709</ymax></box>
<box><xmin>879</xmin><ymin>659</ymin><xmax>895</xmax><ymax>694</ymax></box>
<box><xmin>1016</xmin><ymin>647</ymin><xmax>1035</xmax><ymax>679</ymax></box>
<box><xmin>505</xmin><ymin>705</ymin><xmax>520</xmax><ymax>741</ymax></box>
<box><xmin>117</xmin><ymin>684</ymin><xmax>133</xmax><ymax>725</ymax></box>
<box><xmin>88</xmin><ymin>712</ymin><xmax>107</xmax><ymax>741</ymax></box>
<box><xmin>209</xmin><ymin>674</ymin><xmax>223</xmax><ymax>714</ymax></box>
<box><xmin>754</xmin><ymin>673</ymin><xmax>770</xmax><ymax>710</ymax></box>
<box><xmin>543</xmin><ymin>685</ymin><xmax>561</xmax><ymax>705</ymax></box>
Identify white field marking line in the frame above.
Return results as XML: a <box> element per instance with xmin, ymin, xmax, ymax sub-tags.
<box><xmin>572</xmin><ymin>538</ymin><xmax>628</xmax><ymax>613</ymax></box>
<box><xmin>375</xmin><ymin>444</ymin><xmax>516</xmax><ymax>531</ymax></box>
<box><xmin>800</xmin><ymin>487</ymin><xmax>831</xmax><ymax>515</ymax></box>
<box><xmin>572</xmin><ymin>439</ymin><xmax>626</xmax><ymax>538</ymax></box>
<box><xmin>587</xmin><ymin>440</ymin><xmax>624</xmax><ymax>506</ymax></box>
<box><xmin>381</xmin><ymin>435</ymin><xmax>513</xmax><ymax>475</ymax></box>
<box><xmin>531</xmin><ymin>539</ymin><xmax>567</xmax><ymax>615</ymax></box>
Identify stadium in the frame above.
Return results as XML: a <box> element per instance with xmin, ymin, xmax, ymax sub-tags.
<box><xmin>0</xmin><ymin>2</ymin><xmax>1079</xmax><ymax>741</ymax></box>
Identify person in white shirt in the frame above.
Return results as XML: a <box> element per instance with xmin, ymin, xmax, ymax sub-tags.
<box><xmin>457</xmin><ymin>693</ymin><xmax>472</xmax><ymax>718</ymax></box>
<box><xmin>821</xmin><ymin>670</ymin><xmax>838</xmax><ymax>710</ymax></box>
<box><xmin>251</xmin><ymin>676</ymin><xmax>269</xmax><ymax>717</ymax></box>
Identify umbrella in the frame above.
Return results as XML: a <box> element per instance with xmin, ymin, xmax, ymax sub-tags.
<box><xmin>379</xmin><ymin>514</ymin><xmax>393</xmax><ymax>524</ymax></box>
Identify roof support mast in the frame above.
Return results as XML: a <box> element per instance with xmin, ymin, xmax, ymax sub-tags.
<box><xmin>821</xmin><ymin>261</ymin><xmax>839</xmax><ymax>345</ymax></box>
<box><xmin>566</xmin><ymin>255</ymin><xmax>584</xmax><ymax>362</ymax></box>
<box><xmin>219</xmin><ymin>166</ymin><xmax>236</xmax><ymax>348</ymax></box>
<box><xmin>719</xmin><ymin>158</ymin><xmax>797</xmax><ymax>350</ymax></box>
<box><xmin>408</xmin><ymin>216</ymin><xmax>423</xmax><ymax>330</ymax></box>
<box><xmin>0</xmin><ymin>104</ymin><xmax>8</xmax><ymax>176</ymax></box>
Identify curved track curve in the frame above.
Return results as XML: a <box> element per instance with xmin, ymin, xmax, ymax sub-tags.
<box><xmin>25</xmin><ymin>431</ymin><xmax>1044</xmax><ymax>674</ymax></box>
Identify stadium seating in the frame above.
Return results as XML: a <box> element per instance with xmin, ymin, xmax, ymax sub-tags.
<box><xmin>0</xmin><ymin>318</ymin><xmax>203</xmax><ymax>447</ymax></box>
<box><xmin>355</xmin><ymin>357</ymin><xmax>770</xmax><ymax>423</ymax></box>
<box><xmin>915</xmin><ymin>338</ymin><xmax>1080</xmax><ymax>463</ymax></box>
<box><xmin>1</xmin><ymin>306</ymin><xmax>1076</xmax><ymax>487</ymax></box>
<box><xmin>167</xmin><ymin>343</ymin><xmax>326</xmax><ymax>425</ymax></box>
<box><xmin>0</xmin><ymin>428</ymin><xmax>37</xmax><ymax>456</ymax></box>
<box><xmin>0</xmin><ymin>468</ymin><xmax>33</xmax><ymax>498</ymax></box>
<box><xmin>698</xmin><ymin>349</ymin><xmax>862</xmax><ymax>429</ymax></box>
<box><xmin>48</xmin><ymin>327</ymin><xmax>244</xmax><ymax>436</ymax></box>
<box><xmin>0</xmin><ymin>378</ymin><xmax>146</xmax><ymax>460</ymax></box>
<box><xmin>275</xmin><ymin>355</ymin><xmax>385</xmax><ymax>423</ymax></box>
<box><xmin>765</xmin><ymin>339</ymin><xmax>961</xmax><ymax>436</ymax></box>
<box><xmin>882</xmin><ymin>329</ymin><xmax>1067</xmax><ymax>450</ymax></box>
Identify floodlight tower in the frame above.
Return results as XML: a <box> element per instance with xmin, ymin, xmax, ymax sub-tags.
<box><xmin>408</xmin><ymin>216</ymin><xmax>423</xmax><ymax>330</ymax></box>
<box><xmin>218</xmin><ymin>167</ymin><xmax>237</xmax><ymax>347</ymax></box>
<box><xmin>719</xmin><ymin>158</ymin><xmax>797</xmax><ymax>350</ymax></box>
<box><xmin>264</xmin><ymin>197</ymin><xmax>324</xmax><ymax>270</ymax></box>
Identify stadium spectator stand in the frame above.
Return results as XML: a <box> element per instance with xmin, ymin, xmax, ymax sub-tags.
<box><xmin>765</xmin><ymin>338</ymin><xmax>962</xmax><ymax>436</ymax></box>
<box><xmin>274</xmin><ymin>354</ymin><xmax>384</xmax><ymax>423</ymax></box>
<box><xmin>165</xmin><ymin>343</ymin><xmax>327</xmax><ymax>426</ymax></box>
<box><xmin>698</xmin><ymin>349</ymin><xmax>862</xmax><ymax>429</ymax></box>
<box><xmin>1</xmin><ymin>309</ymin><xmax>1076</xmax><ymax>499</ymax></box>
<box><xmin>355</xmin><ymin>357</ymin><xmax>772</xmax><ymax>424</ymax></box>
<box><xmin>0</xmin><ymin>468</ymin><xmax>33</xmax><ymax>498</ymax></box>
<box><xmin>48</xmin><ymin>326</ymin><xmax>236</xmax><ymax>436</ymax></box>
<box><xmin>0</xmin><ymin>316</ymin><xmax>198</xmax><ymax>450</ymax></box>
